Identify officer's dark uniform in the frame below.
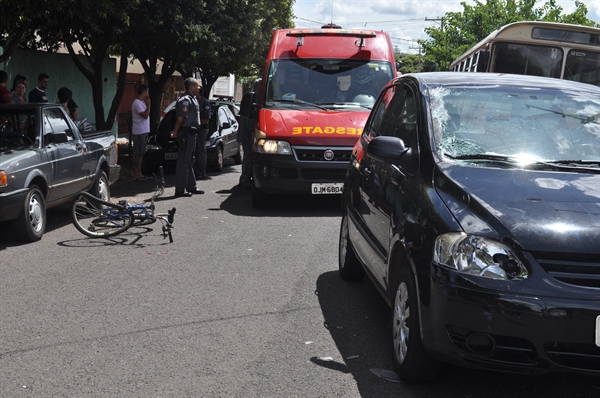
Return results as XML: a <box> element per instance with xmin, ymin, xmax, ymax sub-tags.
<box><xmin>237</xmin><ymin>79</ymin><xmax>261</xmax><ymax>188</ymax></box>
<box><xmin>174</xmin><ymin>92</ymin><xmax>201</xmax><ymax>195</ymax></box>
<box><xmin>193</xmin><ymin>95</ymin><xmax>212</xmax><ymax>178</ymax></box>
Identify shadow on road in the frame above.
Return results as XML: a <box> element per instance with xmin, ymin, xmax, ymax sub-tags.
<box><xmin>314</xmin><ymin>271</ymin><xmax>600</xmax><ymax>398</ymax></box>
<box><xmin>215</xmin><ymin>186</ymin><xmax>342</xmax><ymax>218</ymax></box>
<box><xmin>0</xmin><ymin>206</ymin><xmax>73</xmax><ymax>250</ymax></box>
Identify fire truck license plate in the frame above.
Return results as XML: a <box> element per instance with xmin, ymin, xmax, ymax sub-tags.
<box><xmin>312</xmin><ymin>183</ymin><xmax>343</xmax><ymax>194</ymax></box>
<box><xmin>596</xmin><ymin>315</ymin><xmax>600</xmax><ymax>347</ymax></box>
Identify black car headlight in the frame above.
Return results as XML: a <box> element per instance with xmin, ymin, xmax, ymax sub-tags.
<box><xmin>146</xmin><ymin>144</ymin><xmax>162</xmax><ymax>151</ymax></box>
<box><xmin>434</xmin><ymin>233</ymin><xmax>528</xmax><ymax>280</ymax></box>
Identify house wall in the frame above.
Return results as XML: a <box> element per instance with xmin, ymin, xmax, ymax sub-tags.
<box><xmin>0</xmin><ymin>47</ymin><xmax>117</xmax><ymax>133</ymax></box>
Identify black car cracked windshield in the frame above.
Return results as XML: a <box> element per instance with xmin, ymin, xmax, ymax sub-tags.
<box><xmin>340</xmin><ymin>72</ymin><xmax>600</xmax><ymax>381</ymax></box>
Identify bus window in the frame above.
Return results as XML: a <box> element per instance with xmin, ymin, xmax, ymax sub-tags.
<box><xmin>493</xmin><ymin>43</ymin><xmax>562</xmax><ymax>78</ymax></box>
<box><xmin>532</xmin><ymin>27</ymin><xmax>598</xmax><ymax>46</ymax></box>
<box><xmin>564</xmin><ymin>50</ymin><xmax>600</xmax><ymax>86</ymax></box>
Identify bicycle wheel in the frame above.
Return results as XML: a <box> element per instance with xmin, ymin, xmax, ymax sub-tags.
<box><xmin>71</xmin><ymin>192</ymin><xmax>134</xmax><ymax>238</ymax></box>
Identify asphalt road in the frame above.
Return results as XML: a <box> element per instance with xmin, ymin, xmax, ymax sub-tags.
<box><xmin>1</xmin><ymin>160</ymin><xmax>599</xmax><ymax>397</ymax></box>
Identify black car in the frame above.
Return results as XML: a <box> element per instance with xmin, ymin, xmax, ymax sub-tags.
<box><xmin>144</xmin><ymin>100</ymin><xmax>242</xmax><ymax>172</ymax></box>
<box><xmin>340</xmin><ymin>72</ymin><xmax>600</xmax><ymax>381</ymax></box>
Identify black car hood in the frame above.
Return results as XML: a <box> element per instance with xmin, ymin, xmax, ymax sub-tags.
<box><xmin>435</xmin><ymin>163</ymin><xmax>600</xmax><ymax>253</ymax></box>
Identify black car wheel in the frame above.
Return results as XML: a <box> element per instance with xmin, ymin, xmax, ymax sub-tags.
<box><xmin>213</xmin><ymin>146</ymin><xmax>224</xmax><ymax>172</ymax></box>
<box><xmin>233</xmin><ymin>143</ymin><xmax>243</xmax><ymax>165</ymax></box>
<box><xmin>13</xmin><ymin>184</ymin><xmax>46</xmax><ymax>242</ymax></box>
<box><xmin>391</xmin><ymin>265</ymin><xmax>442</xmax><ymax>382</ymax></box>
<box><xmin>339</xmin><ymin>210</ymin><xmax>365</xmax><ymax>280</ymax></box>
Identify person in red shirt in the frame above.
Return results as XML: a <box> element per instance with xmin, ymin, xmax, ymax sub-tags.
<box><xmin>0</xmin><ymin>70</ymin><xmax>14</xmax><ymax>104</ymax></box>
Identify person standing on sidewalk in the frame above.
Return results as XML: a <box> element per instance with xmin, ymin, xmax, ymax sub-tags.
<box><xmin>193</xmin><ymin>85</ymin><xmax>212</xmax><ymax>180</ymax></box>
<box><xmin>131</xmin><ymin>84</ymin><xmax>151</xmax><ymax>180</ymax></box>
<box><xmin>169</xmin><ymin>77</ymin><xmax>205</xmax><ymax>197</ymax></box>
<box><xmin>0</xmin><ymin>71</ymin><xmax>13</xmax><ymax>104</ymax></box>
<box><xmin>29</xmin><ymin>73</ymin><xmax>49</xmax><ymax>103</ymax></box>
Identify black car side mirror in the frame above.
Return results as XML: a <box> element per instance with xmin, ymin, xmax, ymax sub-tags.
<box><xmin>367</xmin><ymin>136</ymin><xmax>408</xmax><ymax>162</ymax></box>
<box><xmin>366</xmin><ymin>136</ymin><xmax>417</xmax><ymax>175</ymax></box>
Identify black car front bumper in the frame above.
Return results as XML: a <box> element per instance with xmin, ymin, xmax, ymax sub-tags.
<box><xmin>420</xmin><ymin>262</ymin><xmax>600</xmax><ymax>376</ymax></box>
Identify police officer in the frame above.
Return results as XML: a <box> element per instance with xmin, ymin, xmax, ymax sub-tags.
<box><xmin>170</xmin><ymin>77</ymin><xmax>205</xmax><ymax>197</ymax></box>
<box><xmin>237</xmin><ymin>78</ymin><xmax>261</xmax><ymax>189</ymax></box>
<box><xmin>193</xmin><ymin>85</ymin><xmax>212</xmax><ymax>179</ymax></box>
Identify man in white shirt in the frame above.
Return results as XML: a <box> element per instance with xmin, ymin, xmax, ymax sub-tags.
<box><xmin>131</xmin><ymin>84</ymin><xmax>151</xmax><ymax>180</ymax></box>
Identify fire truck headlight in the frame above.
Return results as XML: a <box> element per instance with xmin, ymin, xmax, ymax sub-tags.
<box><xmin>256</xmin><ymin>139</ymin><xmax>292</xmax><ymax>155</ymax></box>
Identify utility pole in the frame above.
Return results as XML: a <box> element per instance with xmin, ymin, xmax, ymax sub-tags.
<box><xmin>425</xmin><ymin>16</ymin><xmax>447</xmax><ymax>70</ymax></box>
<box><xmin>409</xmin><ymin>41</ymin><xmax>422</xmax><ymax>72</ymax></box>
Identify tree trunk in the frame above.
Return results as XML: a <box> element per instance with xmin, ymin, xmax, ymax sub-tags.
<box><xmin>106</xmin><ymin>47</ymin><xmax>130</xmax><ymax>132</ymax></box>
<box><xmin>203</xmin><ymin>74</ymin><xmax>220</xmax><ymax>100</ymax></box>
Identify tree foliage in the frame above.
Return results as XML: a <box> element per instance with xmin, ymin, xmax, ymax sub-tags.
<box><xmin>50</xmin><ymin>0</ymin><xmax>138</xmax><ymax>129</ymax></box>
<box><xmin>0</xmin><ymin>0</ymin><xmax>71</xmax><ymax>63</ymax></box>
<box><xmin>420</xmin><ymin>0</ymin><xmax>599</xmax><ymax>71</ymax></box>
<box><xmin>179</xmin><ymin>0</ymin><xmax>294</xmax><ymax>96</ymax></box>
<box><xmin>1</xmin><ymin>0</ymin><xmax>295</xmax><ymax>127</ymax></box>
<box><xmin>123</xmin><ymin>0</ymin><xmax>213</xmax><ymax>126</ymax></box>
<box><xmin>396</xmin><ymin>53</ymin><xmax>437</xmax><ymax>74</ymax></box>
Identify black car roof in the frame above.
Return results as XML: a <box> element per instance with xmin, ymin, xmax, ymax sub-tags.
<box><xmin>396</xmin><ymin>72</ymin><xmax>600</xmax><ymax>93</ymax></box>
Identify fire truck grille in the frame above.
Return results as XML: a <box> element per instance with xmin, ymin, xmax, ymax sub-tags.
<box><xmin>294</xmin><ymin>147</ymin><xmax>353</xmax><ymax>162</ymax></box>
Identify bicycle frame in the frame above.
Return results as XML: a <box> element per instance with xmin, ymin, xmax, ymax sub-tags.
<box><xmin>71</xmin><ymin>166</ymin><xmax>176</xmax><ymax>242</ymax></box>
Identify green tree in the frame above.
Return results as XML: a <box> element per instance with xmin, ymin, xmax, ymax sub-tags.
<box><xmin>51</xmin><ymin>0</ymin><xmax>139</xmax><ymax>130</ymax></box>
<box><xmin>178</xmin><ymin>0</ymin><xmax>294</xmax><ymax>96</ymax></box>
<box><xmin>0</xmin><ymin>0</ymin><xmax>70</xmax><ymax>63</ymax></box>
<box><xmin>420</xmin><ymin>0</ymin><xmax>598</xmax><ymax>71</ymax></box>
<box><xmin>123</xmin><ymin>0</ymin><xmax>211</xmax><ymax>127</ymax></box>
<box><xmin>2</xmin><ymin>0</ymin><xmax>295</xmax><ymax>128</ymax></box>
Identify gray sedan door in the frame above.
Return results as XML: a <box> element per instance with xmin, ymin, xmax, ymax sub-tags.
<box><xmin>43</xmin><ymin>108</ymin><xmax>88</xmax><ymax>202</ymax></box>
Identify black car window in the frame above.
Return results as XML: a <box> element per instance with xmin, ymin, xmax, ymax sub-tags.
<box><xmin>209</xmin><ymin>106</ymin><xmax>219</xmax><ymax>132</ymax></box>
<box><xmin>365</xmin><ymin>84</ymin><xmax>397</xmax><ymax>138</ymax></box>
<box><xmin>158</xmin><ymin>110</ymin><xmax>177</xmax><ymax>131</ymax></box>
<box><xmin>380</xmin><ymin>84</ymin><xmax>420</xmax><ymax>175</ymax></box>
<box><xmin>385</xmin><ymin>85</ymin><xmax>418</xmax><ymax>145</ymax></box>
<box><xmin>217</xmin><ymin>107</ymin><xmax>228</xmax><ymax>127</ymax></box>
<box><xmin>223</xmin><ymin>107</ymin><xmax>236</xmax><ymax>125</ymax></box>
<box><xmin>227</xmin><ymin>104</ymin><xmax>239</xmax><ymax>117</ymax></box>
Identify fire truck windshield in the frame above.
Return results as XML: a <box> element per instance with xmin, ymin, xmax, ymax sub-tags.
<box><xmin>264</xmin><ymin>59</ymin><xmax>393</xmax><ymax>109</ymax></box>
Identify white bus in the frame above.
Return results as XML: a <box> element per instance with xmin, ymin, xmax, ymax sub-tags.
<box><xmin>449</xmin><ymin>21</ymin><xmax>600</xmax><ymax>86</ymax></box>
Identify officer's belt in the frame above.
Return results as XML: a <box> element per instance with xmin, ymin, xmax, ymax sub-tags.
<box><xmin>181</xmin><ymin>126</ymin><xmax>199</xmax><ymax>134</ymax></box>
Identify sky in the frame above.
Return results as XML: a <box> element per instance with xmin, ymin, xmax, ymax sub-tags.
<box><xmin>292</xmin><ymin>0</ymin><xmax>600</xmax><ymax>54</ymax></box>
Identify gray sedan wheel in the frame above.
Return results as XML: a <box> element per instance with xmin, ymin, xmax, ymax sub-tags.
<box><xmin>13</xmin><ymin>184</ymin><xmax>46</xmax><ymax>242</ymax></box>
<box><xmin>92</xmin><ymin>170</ymin><xmax>110</xmax><ymax>202</ymax></box>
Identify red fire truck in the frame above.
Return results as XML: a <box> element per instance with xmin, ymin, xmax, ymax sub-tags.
<box><xmin>252</xmin><ymin>25</ymin><xmax>397</xmax><ymax>207</ymax></box>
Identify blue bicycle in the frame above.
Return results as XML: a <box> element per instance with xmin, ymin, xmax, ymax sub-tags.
<box><xmin>71</xmin><ymin>167</ymin><xmax>176</xmax><ymax>242</ymax></box>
